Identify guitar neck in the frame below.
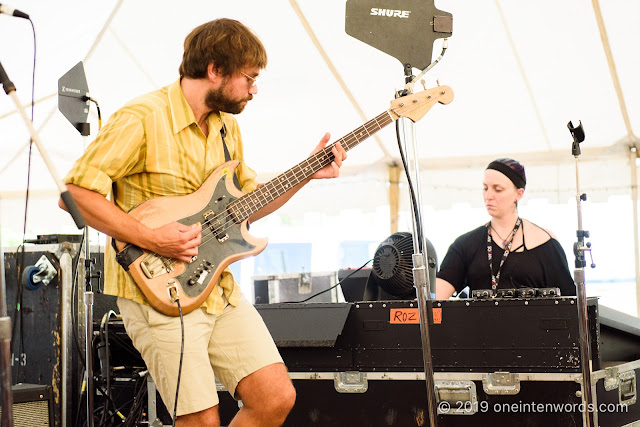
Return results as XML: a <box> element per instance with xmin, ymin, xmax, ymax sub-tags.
<box><xmin>229</xmin><ymin>110</ymin><xmax>395</xmax><ymax>221</ymax></box>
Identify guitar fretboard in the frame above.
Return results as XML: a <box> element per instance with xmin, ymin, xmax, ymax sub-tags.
<box><xmin>228</xmin><ymin>110</ymin><xmax>394</xmax><ymax>222</ymax></box>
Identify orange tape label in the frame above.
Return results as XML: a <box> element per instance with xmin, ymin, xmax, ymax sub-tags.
<box><xmin>389</xmin><ymin>308</ymin><xmax>442</xmax><ymax>324</ymax></box>
<box><xmin>432</xmin><ymin>307</ymin><xmax>442</xmax><ymax>324</ymax></box>
<box><xmin>390</xmin><ymin>308</ymin><xmax>419</xmax><ymax>324</ymax></box>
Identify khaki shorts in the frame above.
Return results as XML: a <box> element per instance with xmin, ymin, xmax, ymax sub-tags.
<box><xmin>117</xmin><ymin>292</ymin><xmax>283</xmax><ymax>416</ymax></box>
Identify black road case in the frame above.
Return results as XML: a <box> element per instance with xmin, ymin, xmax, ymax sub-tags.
<box><xmin>243</xmin><ymin>297</ymin><xmax>640</xmax><ymax>426</ymax></box>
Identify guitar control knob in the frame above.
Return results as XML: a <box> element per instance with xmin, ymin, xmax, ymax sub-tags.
<box><xmin>188</xmin><ymin>278</ymin><xmax>196</xmax><ymax>287</ymax></box>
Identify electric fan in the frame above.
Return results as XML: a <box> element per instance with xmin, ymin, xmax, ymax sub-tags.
<box><xmin>365</xmin><ymin>232</ymin><xmax>437</xmax><ymax>300</ymax></box>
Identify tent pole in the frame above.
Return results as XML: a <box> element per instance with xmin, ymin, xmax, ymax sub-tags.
<box><xmin>289</xmin><ymin>0</ymin><xmax>391</xmax><ymax>160</ymax></box>
<box><xmin>630</xmin><ymin>147</ymin><xmax>640</xmax><ymax>316</ymax></box>
<box><xmin>388</xmin><ymin>164</ymin><xmax>401</xmax><ymax>234</ymax></box>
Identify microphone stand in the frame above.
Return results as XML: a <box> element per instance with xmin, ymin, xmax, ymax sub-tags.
<box><xmin>81</xmin><ymin>160</ymin><xmax>100</xmax><ymax>427</ymax></box>
<box><xmin>398</xmin><ymin>63</ymin><xmax>438</xmax><ymax>427</ymax></box>
<box><xmin>66</xmin><ymin>113</ymin><xmax>97</xmax><ymax>427</ymax></box>
<box><xmin>0</xmin><ymin>58</ymin><xmax>85</xmax><ymax>427</ymax></box>
<box><xmin>0</xmin><ymin>61</ymin><xmax>86</xmax><ymax>230</ymax></box>
<box><xmin>568</xmin><ymin>120</ymin><xmax>595</xmax><ymax>427</ymax></box>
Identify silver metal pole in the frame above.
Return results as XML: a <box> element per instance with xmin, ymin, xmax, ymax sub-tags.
<box><xmin>399</xmin><ymin>113</ymin><xmax>438</xmax><ymax>427</ymax></box>
<box><xmin>84</xmin><ymin>228</ymin><xmax>95</xmax><ymax>427</ymax></box>
<box><xmin>569</xmin><ymin>121</ymin><xmax>594</xmax><ymax>427</ymax></box>
<box><xmin>58</xmin><ymin>241</ymin><xmax>78</xmax><ymax>427</ymax></box>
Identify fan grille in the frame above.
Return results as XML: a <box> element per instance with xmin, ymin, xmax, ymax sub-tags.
<box><xmin>371</xmin><ymin>232</ymin><xmax>415</xmax><ymax>298</ymax></box>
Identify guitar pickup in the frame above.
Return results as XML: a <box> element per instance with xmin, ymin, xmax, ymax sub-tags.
<box><xmin>203</xmin><ymin>210</ymin><xmax>229</xmax><ymax>243</ymax></box>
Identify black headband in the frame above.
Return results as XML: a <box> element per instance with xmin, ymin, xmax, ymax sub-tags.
<box><xmin>486</xmin><ymin>161</ymin><xmax>526</xmax><ymax>189</ymax></box>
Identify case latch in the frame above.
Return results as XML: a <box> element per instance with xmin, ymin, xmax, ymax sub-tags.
<box><xmin>619</xmin><ymin>370</ymin><xmax>637</xmax><ymax>406</ymax></box>
<box><xmin>435</xmin><ymin>380</ymin><xmax>478</xmax><ymax>415</ymax></box>
<box><xmin>483</xmin><ymin>372</ymin><xmax>521</xmax><ymax>395</ymax></box>
<box><xmin>334</xmin><ymin>371</ymin><xmax>368</xmax><ymax>393</ymax></box>
<box><xmin>298</xmin><ymin>272</ymin><xmax>312</xmax><ymax>295</ymax></box>
<box><xmin>604</xmin><ymin>366</ymin><xmax>620</xmax><ymax>391</ymax></box>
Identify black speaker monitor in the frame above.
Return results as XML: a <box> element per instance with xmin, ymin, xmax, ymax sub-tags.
<box><xmin>0</xmin><ymin>384</ymin><xmax>54</xmax><ymax>426</ymax></box>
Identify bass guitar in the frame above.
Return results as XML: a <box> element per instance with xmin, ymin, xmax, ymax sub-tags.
<box><xmin>115</xmin><ymin>85</ymin><xmax>453</xmax><ymax>315</ymax></box>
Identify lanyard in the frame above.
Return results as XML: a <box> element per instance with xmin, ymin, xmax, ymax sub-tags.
<box><xmin>486</xmin><ymin>218</ymin><xmax>521</xmax><ymax>290</ymax></box>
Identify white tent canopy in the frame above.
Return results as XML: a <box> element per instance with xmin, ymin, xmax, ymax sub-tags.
<box><xmin>1</xmin><ymin>1</ymin><xmax>638</xmax><ymax>310</ymax></box>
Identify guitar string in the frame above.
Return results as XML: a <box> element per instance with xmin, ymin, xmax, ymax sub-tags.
<box><xmin>154</xmin><ymin>112</ymin><xmax>394</xmax><ymax>268</ymax></box>
<box><xmin>154</xmin><ymin>144</ymin><xmax>343</xmax><ymax>269</ymax></box>
<box><xmin>195</xmin><ymin>113</ymin><xmax>392</xmax><ymax>248</ymax></box>
<box><xmin>196</xmin><ymin>112</ymin><xmax>392</xmax><ymax>242</ymax></box>
<box><xmin>143</xmin><ymin>92</ymin><xmax>443</xmax><ymax>275</ymax></box>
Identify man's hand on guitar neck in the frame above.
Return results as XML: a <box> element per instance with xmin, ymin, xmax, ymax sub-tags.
<box><xmin>310</xmin><ymin>132</ymin><xmax>347</xmax><ymax>180</ymax></box>
<box><xmin>248</xmin><ymin>133</ymin><xmax>347</xmax><ymax>224</ymax></box>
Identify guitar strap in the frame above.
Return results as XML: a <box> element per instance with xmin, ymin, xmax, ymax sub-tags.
<box><xmin>220</xmin><ymin>121</ymin><xmax>242</xmax><ymax>189</ymax></box>
<box><xmin>112</xmin><ymin>121</ymin><xmax>242</xmax><ymax>272</ymax></box>
<box><xmin>111</xmin><ymin>182</ymin><xmax>143</xmax><ymax>271</ymax></box>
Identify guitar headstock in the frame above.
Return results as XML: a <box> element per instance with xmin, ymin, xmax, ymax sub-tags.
<box><xmin>389</xmin><ymin>85</ymin><xmax>454</xmax><ymax>123</ymax></box>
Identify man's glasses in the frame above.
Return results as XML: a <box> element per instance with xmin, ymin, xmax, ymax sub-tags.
<box><xmin>239</xmin><ymin>71</ymin><xmax>258</xmax><ymax>88</ymax></box>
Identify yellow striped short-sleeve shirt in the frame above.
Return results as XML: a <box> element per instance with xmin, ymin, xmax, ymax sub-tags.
<box><xmin>64</xmin><ymin>79</ymin><xmax>258</xmax><ymax>314</ymax></box>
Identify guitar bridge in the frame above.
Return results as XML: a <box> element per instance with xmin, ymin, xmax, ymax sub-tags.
<box><xmin>140</xmin><ymin>253</ymin><xmax>174</xmax><ymax>279</ymax></box>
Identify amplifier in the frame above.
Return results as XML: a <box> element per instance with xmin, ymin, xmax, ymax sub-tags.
<box><xmin>3</xmin><ymin>243</ymin><xmax>79</xmax><ymax>427</ymax></box>
<box><xmin>0</xmin><ymin>383</ymin><xmax>54</xmax><ymax>426</ymax></box>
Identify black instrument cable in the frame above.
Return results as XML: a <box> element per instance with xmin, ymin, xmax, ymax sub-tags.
<box><xmin>395</xmin><ymin>118</ymin><xmax>425</xmax><ymax>253</ymax></box>
<box><xmin>11</xmin><ymin>15</ymin><xmax>37</xmax><ymax>387</ymax></box>
<box><xmin>170</xmin><ymin>293</ymin><xmax>185</xmax><ymax>427</ymax></box>
<box><xmin>98</xmin><ymin>310</ymin><xmax>117</xmax><ymax>426</ymax></box>
<box><xmin>282</xmin><ymin>258</ymin><xmax>373</xmax><ymax>304</ymax></box>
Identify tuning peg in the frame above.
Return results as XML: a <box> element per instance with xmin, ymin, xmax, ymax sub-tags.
<box><xmin>420</xmin><ymin>79</ymin><xmax>427</xmax><ymax>91</ymax></box>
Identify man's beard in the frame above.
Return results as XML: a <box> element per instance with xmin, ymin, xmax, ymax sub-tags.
<box><xmin>204</xmin><ymin>80</ymin><xmax>251</xmax><ymax>115</ymax></box>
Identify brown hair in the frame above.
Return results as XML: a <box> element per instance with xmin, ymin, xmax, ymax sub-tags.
<box><xmin>179</xmin><ymin>18</ymin><xmax>267</xmax><ymax>79</ymax></box>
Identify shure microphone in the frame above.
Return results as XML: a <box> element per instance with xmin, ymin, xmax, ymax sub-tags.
<box><xmin>0</xmin><ymin>3</ymin><xmax>29</xmax><ymax>19</ymax></box>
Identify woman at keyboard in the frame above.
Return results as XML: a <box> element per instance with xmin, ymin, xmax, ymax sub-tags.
<box><xmin>435</xmin><ymin>158</ymin><xmax>576</xmax><ymax>299</ymax></box>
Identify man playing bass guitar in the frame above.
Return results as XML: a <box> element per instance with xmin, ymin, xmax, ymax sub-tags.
<box><xmin>60</xmin><ymin>18</ymin><xmax>346</xmax><ymax>427</ymax></box>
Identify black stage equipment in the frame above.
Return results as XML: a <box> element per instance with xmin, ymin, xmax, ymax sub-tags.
<box><xmin>345</xmin><ymin>0</ymin><xmax>452</xmax><ymax>71</ymax></box>
<box><xmin>471</xmin><ymin>287</ymin><xmax>561</xmax><ymax>299</ymax></box>
<box><xmin>3</xmin><ymin>242</ymin><xmax>80</xmax><ymax>427</ymax></box>
<box><xmin>91</xmin><ymin>296</ymin><xmax>640</xmax><ymax>425</ymax></box>
<box><xmin>337</xmin><ymin>267</ymin><xmax>371</xmax><ymax>302</ymax></box>
<box><xmin>0</xmin><ymin>384</ymin><xmax>54</xmax><ymax>426</ymax></box>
